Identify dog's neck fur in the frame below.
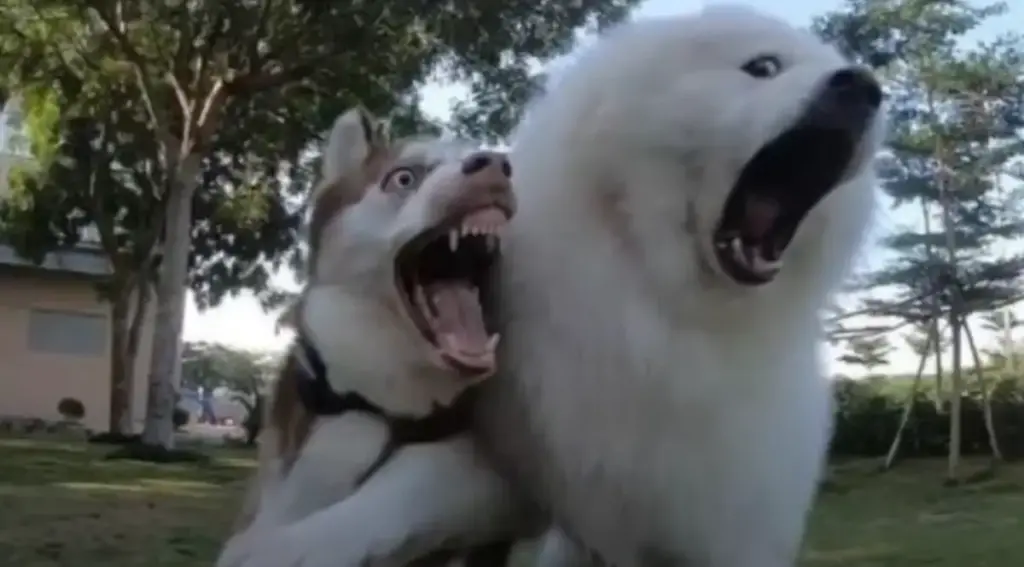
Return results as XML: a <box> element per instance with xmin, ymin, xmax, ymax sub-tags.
<box><xmin>299</xmin><ymin>285</ymin><xmax>471</xmax><ymax>417</ymax></box>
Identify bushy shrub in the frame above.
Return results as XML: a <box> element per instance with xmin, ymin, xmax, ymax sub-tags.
<box><xmin>57</xmin><ymin>397</ymin><xmax>86</xmax><ymax>421</ymax></box>
<box><xmin>829</xmin><ymin>375</ymin><xmax>1024</xmax><ymax>460</ymax></box>
<box><xmin>172</xmin><ymin>407</ymin><xmax>191</xmax><ymax>429</ymax></box>
<box><xmin>240</xmin><ymin>393</ymin><xmax>265</xmax><ymax>446</ymax></box>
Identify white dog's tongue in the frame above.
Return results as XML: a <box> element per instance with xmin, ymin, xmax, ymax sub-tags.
<box><xmin>744</xmin><ymin>195</ymin><xmax>779</xmax><ymax>239</ymax></box>
<box><xmin>427</xmin><ymin>281</ymin><xmax>495</xmax><ymax>371</ymax></box>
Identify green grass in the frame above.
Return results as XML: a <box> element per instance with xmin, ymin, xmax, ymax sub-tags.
<box><xmin>0</xmin><ymin>436</ymin><xmax>254</xmax><ymax>567</ymax></box>
<box><xmin>1</xmin><ymin>436</ymin><xmax>1022</xmax><ymax>566</ymax></box>
<box><xmin>804</xmin><ymin>460</ymin><xmax>1024</xmax><ymax>566</ymax></box>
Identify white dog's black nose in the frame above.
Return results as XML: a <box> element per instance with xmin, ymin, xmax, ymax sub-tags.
<box><xmin>824</xmin><ymin>67</ymin><xmax>883</xmax><ymax>110</ymax></box>
<box><xmin>799</xmin><ymin>66</ymin><xmax>882</xmax><ymax>138</ymax></box>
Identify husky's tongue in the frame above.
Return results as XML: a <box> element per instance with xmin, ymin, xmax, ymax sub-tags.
<box><xmin>427</xmin><ymin>281</ymin><xmax>495</xmax><ymax>374</ymax></box>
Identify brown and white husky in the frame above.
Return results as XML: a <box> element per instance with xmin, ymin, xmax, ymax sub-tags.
<box><xmin>216</xmin><ymin>107</ymin><xmax>529</xmax><ymax>567</ymax></box>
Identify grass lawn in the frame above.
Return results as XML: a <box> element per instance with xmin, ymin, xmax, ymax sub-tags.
<box><xmin>1</xmin><ymin>436</ymin><xmax>1022</xmax><ymax>566</ymax></box>
<box><xmin>0</xmin><ymin>436</ymin><xmax>254</xmax><ymax>567</ymax></box>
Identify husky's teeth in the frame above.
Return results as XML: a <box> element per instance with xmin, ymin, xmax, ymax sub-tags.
<box><xmin>486</xmin><ymin>333</ymin><xmax>501</xmax><ymax>350</ymax></box>
<box><xmin>414</xmin><ymin>285</ymin><xmax>434</xmax><ymax>321</ymax></box>
<box><xmin>449</xmin><ymin>229</ymin><xmax>459</xmax><ymax>251</ymax></box>
<box><xmin>486</xmin><ymin>234</ymin><xmax>498</xmax><ymax>251</ymax></box>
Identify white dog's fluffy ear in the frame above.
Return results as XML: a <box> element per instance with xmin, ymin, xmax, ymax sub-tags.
<box><xmin>321</xmin><ymin>106</ymin><xmax>389</xmax><ymax>182</ymax></box>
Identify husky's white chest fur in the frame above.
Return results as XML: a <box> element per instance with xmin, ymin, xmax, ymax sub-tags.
<box><xmin>216</xmin><ymin>106</ymin><xmax>526</xmax><ymax>567</ymax></box>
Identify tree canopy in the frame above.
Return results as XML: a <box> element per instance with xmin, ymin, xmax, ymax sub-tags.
<box><xmin>0</xmin><ymin>0</ymin><xmax>643</xmax><ymax>448</ymax></box>
<box><xmin>815</xmin><ymin>0</ymin><xmax>1024</xmax><ymax>480</ymax></box>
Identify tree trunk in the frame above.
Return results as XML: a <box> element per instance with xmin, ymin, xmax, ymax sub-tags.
<box><xmin>140</xmin><ymin>156</ymin><xmax>202</xmax><ymax>449</ymax></box>
<box><xmin>121</xmin><ymin>279</ymin><xmax>152</xmax><ymax>431</ymax></box>
<box><xmin>963</xmin><ymin>316</ymin><xmax>1002</xmax><ymax>462</ymax></box>
<box><xmin>934</xmin><ymin>132</ymin><xmax>962</xmax><ymax>484</ymax></box>
<box><xmin>1003</xmin><ymin>309</ymin><xmax>1015</xmax><ymax>375</ymax></box>
<box><xmin>932</xmin><ymin>320</ymin><xmax>945</xmax><ymax>410</ymax></box>
<box><xmin>883</xmin><ymin>326</ymin><xmax>933</xmax><ymax>470</ymax></box>
<box><xmin>108</xmin><ymin>290</ymin><xmax>134</xmax><ymax>435</ymax></box>
<box><xmin>947</xmin><ymin>317</ymin><xmax>963</xmax><ymax>483</ymax></box>
<box><xmin>919</xmin><ymin>198</ymin><xmax>945</xmax><ymax>410</ymax></box>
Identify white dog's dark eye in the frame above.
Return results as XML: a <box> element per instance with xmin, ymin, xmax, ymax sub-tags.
<box><xmin>741</xmin><ymin>55</ymin><xmax>782</xmax><ymax>78</ymax></box>
<box><xmin>383</xmin><ymin>167</ymin><xmax>417</xmax><ymax>191</ymax></box>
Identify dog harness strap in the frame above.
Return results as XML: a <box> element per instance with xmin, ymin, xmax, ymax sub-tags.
<box><xmin>351</xmin><ymin>389</ymin><xmax>477</xmax><ymax>486</ymax></box>
<box><xmin>289</xmin><ymin>335</ymin><xmax>510</xmax><ymax>566</ymax></box>
<box><xmin>292</xmin><ymin>334</ymin><xmax>365</xmax><ymax>415</ymax></box>
<box><xmin>290</xmin><ymin>333</ymin><xmax>474</xmax><ymax>481</ymax></box>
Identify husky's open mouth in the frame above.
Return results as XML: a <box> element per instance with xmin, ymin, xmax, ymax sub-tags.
<box><xmin>395</xmin><ymin>206</ymin><xmax>509</xmax><ymax>377</ymax></box>
<box><xmin>712</xmin><ymin>125</ymin><xmax>858</xmax><ymax>285</ymax></box>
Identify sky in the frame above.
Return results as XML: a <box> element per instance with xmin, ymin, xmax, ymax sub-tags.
<box><xmin>182</xmin><ymin>0</ymin><xmax>1023</xmax><ymax>376</ymax></box>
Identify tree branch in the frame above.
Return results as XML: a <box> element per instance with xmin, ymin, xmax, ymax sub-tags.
<box><xmin>195</xmin><ymin>78</ymin><xmax>227</xmax><ymax>148</ymax></box>
<box><xmin>225</xmin><ymin>60</ymin><xmax>325</xmax><ymax>96</ymax></box>
<box><xmin>248</xmin><ymin>0</ymin><xmax>276</xmax><ymax>75</ymax></box>
<box><xmin>87</xmin><ymin>1</ymin><xmax>166</xmax><ymax>140</ymax></box>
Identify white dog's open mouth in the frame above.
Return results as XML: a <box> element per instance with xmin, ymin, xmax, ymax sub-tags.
<box><xmin>394</xmin><ymin>207</ymin><xmax>509</xmax><ymax>378</ymax></box>
<box><xmin>713</xmin><ymin>125</ymin><xmax>858</xmax><ymax>285</ymax></box>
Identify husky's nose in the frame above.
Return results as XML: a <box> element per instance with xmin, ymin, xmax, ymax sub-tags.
<box><xmin>461</xmin><ymin>151</ymin><xmax>513</xmax><ymax>178</ymax></box>
<box><xmin>460</xmin><ymin>151</ymin><xmax>513</xmax><ymax>200</ymax></box>
<box><xmin>824</xmin><ymin>67</ymin><xmax>883</xmax><ymax>110</ymax></box>
<box><xmin>451</xmin><ymin>151</ymin><xmax>516</xmax><ymax>217</ymax></box>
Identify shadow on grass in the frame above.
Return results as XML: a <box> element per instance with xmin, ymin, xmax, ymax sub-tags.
<box><xmin>0</xmin><ymin>437</ymin><xmax>252</xmax><ymax>488</ymax></box>
<box><xmin>104</xmin><ymin>442</ymin><xmax>212</xmax><ymax>465</ymax></box>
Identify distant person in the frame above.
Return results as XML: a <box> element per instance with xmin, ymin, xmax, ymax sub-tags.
<box><xmin>199</xmin><ymin>386</ymin><xmax>218</xmax><ymax>424</ymax></box>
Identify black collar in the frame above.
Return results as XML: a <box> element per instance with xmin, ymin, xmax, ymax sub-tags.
<box><xmin>290</xmin><ymin>334</ymin><xmax>474</xmax><ymax>445</ymax></box>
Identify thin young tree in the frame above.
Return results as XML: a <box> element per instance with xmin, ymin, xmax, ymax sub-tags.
<box><xmin>815</xmin><ymin>0</ymin><xmax>1024</xmax><ymax>481</ymax></box>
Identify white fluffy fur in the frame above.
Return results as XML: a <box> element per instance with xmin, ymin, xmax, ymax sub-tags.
<box><xmin>232</xmin><ymin>433</ymin><xmax>522</xmax><ymax>567</ymax></box>
<box><xmin>225</xmin><ymin>5</ymin><xmax>886</xmax><ymax>566</ymax></box>
<box><xmin>470</xmin><ymin>5</ymin><xmax>885</xmax><ymax>567</ymax></box>
<box><xmin>216</xmin><ymin>108</ymin><xmax>525</xmax><ymax>567</ymax></box>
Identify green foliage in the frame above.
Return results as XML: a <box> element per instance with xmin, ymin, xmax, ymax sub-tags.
<box><xmin>180</xmin><ymin>341</ymin><xmax>276</xmax><ymax>395</ymax></box>
<box><xmin>840</xmin><ymin>334</ymin><xmax>895</xmax><ymax>373</ymax></box>
<box><xmin>830</xmin><ymin>374</ymin><xmax>1024</xmax><ymax>458</ymax></box>
<box><xmin>0</xmin><ymin>0</ymin><xmax>643</xmax><ymax>306</ymax></box>
<box><xmin>815</xmin><ymin>0</ymin><xmax>1024</xmax><ymax>362</ymax></box>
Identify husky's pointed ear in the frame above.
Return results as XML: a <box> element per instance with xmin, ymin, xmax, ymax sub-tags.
<box><xmin>321</xmin><ymin>106</ymin><xmax>389</xmax><ymax>182</ymax></box>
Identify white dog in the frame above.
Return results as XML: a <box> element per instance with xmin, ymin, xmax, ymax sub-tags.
<box><xmin>469</xmin><ymin>5</ymin><xmax>886</xmax><ymax>567</ymax></box>
<box><xmin>216</xmin><ymin>107</ymin><xmax>529</xmax><ymax>567</ymax></box>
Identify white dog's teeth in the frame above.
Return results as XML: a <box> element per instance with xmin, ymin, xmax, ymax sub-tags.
<box><xmin>752</xmin><ymin>250</ymin><xmax>783</xmax><ymax>274</ymax></box>
<box><xmin>730</xmin><ymin>237</ymin><xmax>748</xmax><ymax>266</ymax></box>
<box><xmin>486</xmin><ymin>333</ymin><xmax>501</xmax><ymax>350</ymax></box>
<box><xmin>449</xmin><ymin>229</ymin><xmax>459</xmax><ymax>251</ymax></box>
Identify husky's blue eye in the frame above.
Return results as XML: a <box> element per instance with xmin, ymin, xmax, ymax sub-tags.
<box><xmin>741</xmin><ymin>55</ymin><xmax>783</xmax><ymax>78</ymax></box>
<box><xmin>383</xmin><ymin>167</ymin><xmax>417</xmax><ymax>191</ymax></box>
